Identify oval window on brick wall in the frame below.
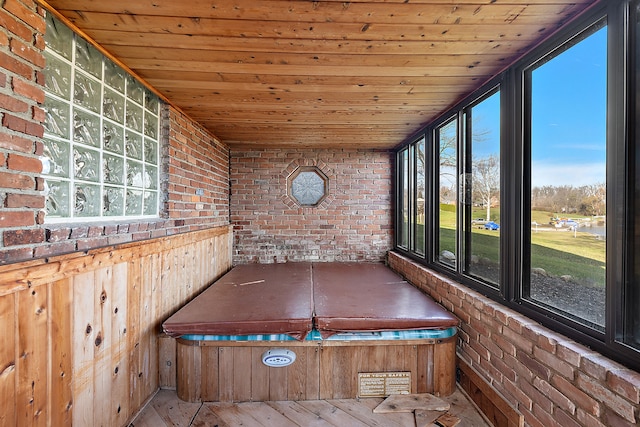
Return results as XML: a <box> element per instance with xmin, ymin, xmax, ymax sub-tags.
<box><xmin>288</xmin><ymin>166</ymin><xmax>328</xmax><ymax>207</ymax></box>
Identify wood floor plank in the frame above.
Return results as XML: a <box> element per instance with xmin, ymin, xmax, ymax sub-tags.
<box><xmin>205</xmin><ymin>402</ymin><xmax>265</xmax><ymax>427</ymax></box>
<box><xmin>267</xmin><ymin>401</ymin><xmax>334</xmax><ymax>427</ymax></box>
<box><xmin>150</xmin><ymin>389</ymin><xmax>202</xmax><ymax>426</ymax></box>
<box><xmin>330</xmin><ymin>398</ymin><xmax>415</xmax><ymax>427</ymax></box>
<box><xmin>130</xmin><ymin>387</ymin><xmax>490</xmax><ymax>427</ymax></box>
<box><xmin>190</xmin><ymin>405</ymin><xmax>230</xmax><ymax>427</ymax></box>
<box><xmin>129</xmin><ymin>404</ymin><xmax>169</xmax><ymax>427</ymax></box>
<box><xmin>237</xmin><ymin>401</ymin><xmax>299</xmax><ymax>426</ymax></box>
<box><xmin>297</xmin><ymin>400</ymin><xmax>369</xmax><ymax>426</ymax></box>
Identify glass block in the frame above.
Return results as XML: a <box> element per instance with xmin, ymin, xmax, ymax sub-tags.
<box><xmin>125</xmin><ymin>101</ymin><xmax>143</xmax><ymax>132</ymax></box>
<box><xmin>103</xmin><ymin>186</ymin><xmax>124</xmax><ymax>216</ymax></box>
<box><xmin>290</xmin><ymin>169</ymin><xmax>327</xmax><ymax>206</ymax></box>
<box><xmin>103</xmin><ymin>121</ymin><xmax>124</xmax><ymax>154</ymax></box>
<box><xmin>45</xmin><ymin>15</ymin><xmax>73</xmax><ymax>60</ymax></box>
<box><xmin>145</xmin><ymin>90</ymin><xmax>159</xmax><ymax>115</ymax></box>
<box><xmin>127</xmin><ymin>160</ymin><xmax>144</xmax><ymax>187</ymax></box>
<box><xmin>104</xmin><ymin>59</ymin><xmax>126</xmax><ymax>92</ymax></box>
<box><xmin>42</xmin><ymin>137</ymin><xmax>70</xmax><ymax>177</ymax></box>
<box><xmin>126</xmin><ymin>131</ymin><xmax>143</xmax><ymax>160</ymax></box>
<box><xmin>75</xmin><ymin>38</ymin><xmax>102</xmax><ymax>79</ymax></box>
<box><xmin>45</xmin><ymin>179</ymin><xmax>70</xmax><ymax>217</ymax></box>
<box><xmin>44</xmin><ymin>95</ymin><xmax>70</xmax><ymax>139</ymax></box>
<box><xmin>74</xmin><ymin>71</ymin><xmax>101</xmax><ymax>113</ymax></box>
<box><xmin>144</xmin><ymin>165</ymin><xmax>158</xmax><ymax>189</ymax></box>
<box><xmin>125</xmin><ymin>189</ymin><xmax>143</xmax><ymax>215</ymax></box>
<box><xmin>73</xmin><ymin>108</ymin><xmax>100</xmax><ymax>147</ymax></box>
<box><xmin>144</xmin><ymin>137</ymin><xmax>158</xmax><ymax>165</ymax></box>
<box><xmin>74</xmin><ymin>146</ymin><xmax>100</xmax><ymax>182</ymax></box>
<box><xmin>126</xmin><ymin>75</ymin><xmax>145</xmax><ymax>104</ymax></box>
<box><xmin>143</xmin><ymin>191</ymin><xmax>158</xmax><ymax>215</ymax></box>
<box><xmin>75</xmin><ymin>183</ymin><xmax>101</xmax><ymax>217</ymax></box>
<box><xmin>103</xmin><ymin>88</ymin><xmax>125</xmax><ymax>123</ymax></box>
<box><xmin>44</xmin><ymin>51</ymin><xmax>71</xmax><ymax>100</ymax></box>
<box><xmin>144</xmin><ymin>112</ymin><xmax>158</xmax><ymax>139</ymax></box>
<box><xmin>103</xmin><ymin>154</ymin><xmax>124</xmax><ymax>184</ymax></box>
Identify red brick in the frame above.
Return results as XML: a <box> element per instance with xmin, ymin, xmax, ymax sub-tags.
<box><xmin>2</xmin><ymin>113</ymin><xmax>43</xmax><ymax>137</ymax></box>
<box><xmin>3</xmin><ymin>227</ymin><xmax>44</xmax><ymax>245</ymax></box>
<box><xmin>553</xmin><ymin>409</ymin><xmax>583</xmax><ymax>427</ymax></box>
<box><xmin>32</xmin><ymin>105</ymin><xmax>44</xmax><ymax>122</ymax></box>
<box><xmin>606</xmin><ymin>369</ymin><xmax>640</xmax><ymax>404</ymax></box>
<box><xmin>533</xmin><ymin>346</ymin><xmax>575</xmax><ymax>379</ymax></box>
<box><xmin>5</xmin><ymin>193</ymin><xmax>43</xmax><ymax>208</ymax></box>
<box><xmin>0</xmin><ymin>171</ymin><xmax>34</xmax><ymax>189</ymax></box>
<box><xmin>576</xmin><ymin>408</ymin><xmax>607</xmax><ymax>427</ymax></box>
<box><xmin>33</xmin><ymin>241</ymin><xmax>76</xmax><ymax>258</ymax></box>
<box><xmin>551</xmin><ymin>374</ymin><xmax>601</xmax><ymax>417</ymax></box>
<box><xmin>576</xmin><ymin>372</ymin><xmax>637</xmax><ymax>423</ymax></box>
<box><xmin>0</xmin><ymin>92</ymin><xmax>29</xmax><ymax>113</ymax></box>
<box><xmin>76</xmin><ymin>237</ymin><xmax>109</xmax><ymax>252</ymax></box>
<box><xmin>0</xmin><ymin>132</ymin><xmax>34</xmax><ymax>152</ymax></box>
<box><xmin>0</xmin><ymin>9</ymin><xmax>33</xmax><ymax>41</ymax></box>
<box><xmin>0</xmin><ymin>246</ymin><xmax>32</xmax><ymax>263</ymax></box>
<box><xmin>12</xmin><ymin>76</ymin><xmax>45</xmax><ymax>103</ymax></box>
<box><xmin>0</xmin><ymin>209</ymin><xmax>34</xmax><ymax>227</ymax></box>
<box><xmin>7</xmin><ymin>153</ymin><xmax>41</xmax><ymax>173</ymax></box>
<box><xmin>534</xmin><ymin>377</ymin><xmax>576</xmax><ymax>414</ymax></box>
<box><xmin>4</xmin><ymin>0</ymin><xmax>46</xmax><ymax>33</ymax></box>
<box><xmin>10</xmin><ymin>37</ymin><xmax>44</xmax><ymax>69</ymax></box>
<box><xmin>0</xmin><ymin>72</ymin><xmax>6</xmax><ymax>87</ymax></box>
<box><xmin>0</xmin><ymin>51</ymin><xmax>32</xmax><ymax>79</ymax></box>
<box><xmin>45</xmin><ymin>227</ymin><xmax>71</xmax><ymax>242</ymax></box>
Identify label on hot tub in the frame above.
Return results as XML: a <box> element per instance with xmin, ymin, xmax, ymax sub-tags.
<box><xmin>358</xmin><ymin>372</ymin><xmax>411</xmax><ymax>397</ymax></box>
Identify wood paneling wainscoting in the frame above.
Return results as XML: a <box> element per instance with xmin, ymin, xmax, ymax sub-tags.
<box><xmin>0</xmin><ymin>225</ymin><xmax>232</xmax><ymax>427</ymax></box>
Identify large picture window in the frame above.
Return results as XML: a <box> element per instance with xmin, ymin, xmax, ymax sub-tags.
<box><xmin>42</xmin><ymin>15</ymin><xmax>161</xmax><ymax>221</ymax></box>
<box><xmin>525</xmin><ymin>23</ymin><xmax>607</xmax><ymax>330</ymax></box>
<box><xmin>395</xmin><ymin>1</ymin><xmax>639</xmax><ymax>371</ymax></box>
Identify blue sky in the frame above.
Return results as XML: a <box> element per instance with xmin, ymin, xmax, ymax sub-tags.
<box><xmin>531</xmin><ymin>26</ymin><xmax>607</xmax><ymax>187</ymax></box>
<box><xmin>469</xmin><ymin>26</ymin><xmax>607</xmax><ymax>187</ymax></box>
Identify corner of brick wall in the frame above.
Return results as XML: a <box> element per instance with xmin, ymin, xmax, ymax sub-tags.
<box><xmin>230</xmin><ymin>148</ymin><xmax>393</xmax><ymax>264</ymax></box>
<box><xmin>388</xmin><ymin>251</ymin><xmax>640</xmax><ymax>427</ymax></box>
<box><xmin>0</xmin><ymin>0</ymin><xmax>47</xmax><ymax>263</ymax></box>
<box><xmin>0</xmin><ymin>3</ymin><xmax>230</xmax><ymax>264</ymax></box>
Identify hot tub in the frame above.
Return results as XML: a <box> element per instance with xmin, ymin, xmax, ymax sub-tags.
<box><xmin>163</xmin><ymin>262</ymin><xmax>459</xmax><ymax>403</ymax></box>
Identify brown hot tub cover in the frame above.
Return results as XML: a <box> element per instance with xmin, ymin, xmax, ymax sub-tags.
<box><xmin>162</xmin><ymin>262</ymin><xmax>314</xmax><ymax>340</ymax></box>
<box><xmin>163</xmin><ymin>262</ymin><xmax>458</xmax><ymax>340</ymax></box>
<box><xmin>312</xmin><ymin>263</ymin><xmax>459</xmax><ymax>337</ymax></box>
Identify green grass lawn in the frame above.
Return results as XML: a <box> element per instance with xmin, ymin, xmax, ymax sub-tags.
<box><xmin>434</xmin><ymin>206</ymin><xmax>605</xmax><ymax>286</ymax></box>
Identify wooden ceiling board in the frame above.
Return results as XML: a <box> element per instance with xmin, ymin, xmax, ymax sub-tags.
<box><xmin>42</xmin><ymin>0</ymin><xmax>600</xmax><ymax>149</ymax></box>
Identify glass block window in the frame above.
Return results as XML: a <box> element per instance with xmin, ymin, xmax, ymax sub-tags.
<box><xmin>42</xmin><ymin>15</ymin><xmax>160</xmax><ymax>221</ymax></box>
<box><xmin>288</xmin><ymin>167</ymin><xmax>328</xmax><ymax>207</ymax></box>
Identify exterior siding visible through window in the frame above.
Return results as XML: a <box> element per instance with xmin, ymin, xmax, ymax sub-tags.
<box><xmin>42</xmin><ymin>15</ymin><xmax>161</xmax><ymax>222</ymax></box>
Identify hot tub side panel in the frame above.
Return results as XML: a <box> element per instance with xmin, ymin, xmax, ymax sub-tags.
<box><xmin>176</xmin><ymin>336</ymin><xmax>457</xmax><ymax>403</ymax></box>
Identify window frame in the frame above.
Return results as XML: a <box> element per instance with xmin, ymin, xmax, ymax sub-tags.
<box><xmin>394</xmin><ymin>0</ymin><xmax>640</xmax><ymax>371</ymax></box>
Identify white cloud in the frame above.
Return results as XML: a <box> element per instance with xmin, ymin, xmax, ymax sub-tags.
<box><xmin>531</xmin><ymin>161</ymin><xmax>606</xmax><ymax>187</ymax></box>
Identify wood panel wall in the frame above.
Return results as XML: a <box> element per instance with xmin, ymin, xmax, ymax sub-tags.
<box><xmin>0</xmin><ymin>225</ymin><xmax>232</xmax><ymax>427</ymax></box>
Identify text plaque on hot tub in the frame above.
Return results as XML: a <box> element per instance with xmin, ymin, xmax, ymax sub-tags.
<box><xmin>358</xmin><ymin>372</ymin><xmax>411</xmax><ymax>397</ymax></box>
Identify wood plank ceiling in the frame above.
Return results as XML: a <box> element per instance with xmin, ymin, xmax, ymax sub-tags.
<box><xmin>42</xmin><ymin>0</ymin><xmax>599</xmax><ymax>149</ymax></box>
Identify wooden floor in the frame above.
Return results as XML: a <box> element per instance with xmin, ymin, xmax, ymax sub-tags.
<box><xmin>128</xmin><ymin>388</ymin><xmax>491</xmax><ymax>427</ymax></box>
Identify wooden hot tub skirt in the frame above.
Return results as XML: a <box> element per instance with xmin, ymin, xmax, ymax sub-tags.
<box><xmin>176</xmin><ymin>328</ymin><xmax>457</xmax><ymax>403</ymax></box>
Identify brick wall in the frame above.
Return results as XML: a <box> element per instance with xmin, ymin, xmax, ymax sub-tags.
<box><xmin>230</xmin><ymin>148</ymin><xmax>393</xmax><ymax>264</ymax></box>
<box><xmin>0</xmin><ymin>2</ymin><xmax>229</xmax><ymax>264</ymax></box>
<box><xmin>388</xmin><ymin>251</ymin><xmax>640</xmax><ymax>427</ymax></box>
